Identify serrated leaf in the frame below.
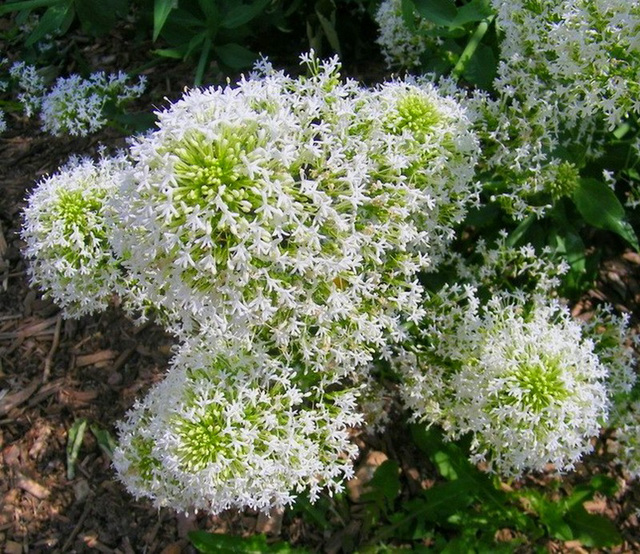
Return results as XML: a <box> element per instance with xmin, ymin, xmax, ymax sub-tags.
<box><xmin>66</xmin><ymin>418</ymin><xmax>88</xmax><ymax>480</ymax></box>
<box><xmin>573</xmin><ymin>178</ymin><xmax>639</xmax><ymax>251</ymax></box>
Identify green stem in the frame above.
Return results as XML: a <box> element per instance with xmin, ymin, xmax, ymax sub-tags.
<box><xmin>452</xmin><ymin>15</ymin><xmax>495</xmax><ymax>81</ymax></box>
<box><xmin>613</xmin><ymin>121</ymin><xmax>631</xmax><ymax>140</ymax></box>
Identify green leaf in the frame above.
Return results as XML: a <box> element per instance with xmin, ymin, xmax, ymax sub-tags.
<box><xmin>25</xmin><ymin>2</ymin><xmax>73</xmax><ymax>46</ymax></box>
<box><xmin>188</xmin><ymin>531</ymin><xmax>308</xmax><ymax>553</ymax></box>
<box><xmin>412</xmin><ymin>0</ymin><xmax>457</xmax><ymax>26</ymax></box>
<box><xmin>400</xmin><ymin>0</ymin><xmax>418</xmax><ymax>31</ymax></box>
<box><xmin>588</xmin><ymin>474</ymin><xmax>618</xmax><ymax>497</ymax></box>
<box><xmin>153</xmin><ymin>47</ymin><xmax>186</xmax><ymax>59</ymax></box>
<box><xmin>153</xmin><ymin>0</ymin><xmax>176</xmax><ymax>41</ymax></box>
<box><xmin>374</xmin><ymin>479</ymin><xmax>476</xmax><ymax>542</ymax></box>
<box><xmin>89</xmin><ymin>424</ymin><xmax>117</xmax><ymax>459</ymax></box>
<box><xmin>194</xmin><ymin>36</ymin><xmax>212</xmax><ymax>86</ymax></box>
<box><xmin>573</xmin><ymin>178</ymin><xmax>640</xmax><ymax>251</ymax></box>
<box><xmin>75</xmin><ymin>0</ymin><xmax>127</xmax><ymax>35</ymax></box>
<box><xmin>111</xmin><ymin>110</ymin><xmax>157</xmax><ymax>133</ymax></box>
<box><xmin>197</xmin><ymin>0</ymin><xmax>219</xmax><ymax>22</ymax></box>
<box><xmin>451</xmin><ymin>0</ymin><xmax>494</xmax><ymax>27</ymax></box>
<box><xmin>315</xmin><ymin>0</ymin><xmax>341</xmax><ymax>55</ymax></box>
<box><xmin>66</xmin><ymin>418</ymin><xmax>88</xmax><ymax>480</ymax></box>
<box><xmin>520</xmin><ymin>489</ymin><xmax>574</xmax><ymax>541</ymax></box>
<box><xmin>461</xmin><ymin>43</ymin><xmax>496</xmax><ymax>88</ymax></box>
<box><xmin>214</xmin><ymin>43</ymin><xmax>258</xmax><ymax>69</ymax></box>
<box><xmin>0</xmin><ymin>0</ymin><xmax>60</xmax><ymax>16</ymax></box>
<box><xmin>506</xmin><ymin>213</ymin><xmax>535</xmax><ymax>247</ymax></box>
<box><xmin>221</xmin><ymin>0</ymin><xmax>271</xmax><ymax>29</ymax></box>
<box><xmin>360</xmin><ymin>460</ymin><xmax>401</xmax><ymax>512</ymax></box>
<box><xmin>565</xmin><ymin>506</ymin><xmax>622</xmax><ymax>548</ymax></box>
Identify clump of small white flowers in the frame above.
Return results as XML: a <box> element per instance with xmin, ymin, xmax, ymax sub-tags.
<box><xmin>0</xmin><ymin>72</ymin><xmax>7</xmax><ymax>133</ymax></box>
<box><xmin>9</xmin><ymin>61</ymin><xmax>46</xmax><ymax>117</ymax></box>
<box><xmin>466</xmin><ymin>91</ymin><xmax>584</xmax><ymax>218</ymax></box>
<box><xmin>111</xmin><ymin>52</ymin><xmax>479</xmax><ymax>379</ymax></box>
<box><xmin>396</xmin><ymin>290</ymin><xmax>610</xmax><ymax>477</ymax></box>
<box><xmin>492</xmin><ymin>0</ymin><xmax>640</xmax><ymax>134</ymax></box>
<box><xmin>375</xmin><ymin>0</ymin><xmax>438</xmax><ymax>69</ymax></box>
<box><xmin>113</xmin><ymin>337</ymin><xmax>362</xmax><ymax>514</ymax></box>
<box><xmin>582</xmin><ymin>306</ymin><xmax>638</xmax><ymax>401</ymax></box>
<box><xmin>21</xmin><ymin>154</ymin><xmax>130</xmax><ymax>318</ymax></box>
<box><xmin>40</xmin><ymin>71</ymin><xmax>146</xmax><ymax>136</ymax></box>
<box><xmin>8</xmin><ymin>62</ymin><xmax>146</xmax><ymax>136</ymax></box>
<box><xmin>610</xmin><ymin>401</ymin><xmax>640</xmax><ymax>479</ymax></box>
<box><xmin>625</xmin><ymin>137</ymin><xmax>640</xmax><ymax>209</ymax></box>
<box><xmin>448</xmin><ymin>231</ymin><xmax>570</xmax><ymax>295</ymax></box>
<box><xmin>21</xmin><ymin>52</ymin><xmax>480</xmax><ymax>512</ymax></box>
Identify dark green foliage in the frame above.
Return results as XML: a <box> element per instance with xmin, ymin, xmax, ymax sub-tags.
<box><xmin>189</xmin><ymin>530</ymin><xmax>310</xmax><ymax>553</ymax></box>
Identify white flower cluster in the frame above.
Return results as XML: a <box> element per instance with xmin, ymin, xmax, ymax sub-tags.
<box><xmin>21</xmin><ymin>154</ymin><xmax>130</xmax><ymax>318</ymax></box>
<box><xmin>8</xmin><ymin>62</ymin><xmax>146</xmax><ymax>136</ymax></box>
<box><xmin>611</xmin><ymin>401</ymin><xmax>640</xmax><ymax>480</ymax></box>
<box><xmin>40</xmin><ymin>71</ymin><xmax>147</xmax><ymax>136</ymax></box>
<box><xmin>375</xmin><ymin>0</ymin><xmax>437</xmax><ymax>68</ymax></box>
<box><xmin>9</xmin><ymin>61</ymin><xmax>46</xmax><ymax>117</ymax></box>
<box><xmin>110</xmin><ymin>53</ymin><xmax>479</xmax><ymax>380</ymax></box>
<box><xmin>0</xmin><ymin>67</ymin><xmax>7</xmax><ymax>133</ymax></box>
<box><xmin>474</xmin><ymin>0</ymin><xmax>640</xmax><ymax>217</ymax></box>
<box><xmin>463</xmin><ymin>90</ymin><xmax>583</xmax><ymax>218</ymax></box>
<box><xmin>23</xmin><ymin>52</ymin><xmax>480</xmax><ymax>512</ymax></box>
<box><xmin>396</xmin><ymin>290</ymin><xmax>610</xmax><ymax>477</ymax></box>
<box><xmin>114</xmin><ymin>338</ymin><xmax>362</xmax><ymax>513</ymax></box>
<box><xmin>492</xmin><ymin>0</ymin><xmax>640</xmax><ymax>133</ymax></box>
<box><xmin>582</xmin><ymin>306</ymin><xmax>639</xmax><ymax>401</ymax></box>
<box><xmin>376</xmin><ymin>1</ymin><xmax>640</xmax><ymax>218</ymax></box>
<box><xmin>447</xmin><ymin>231</ymin><xmax>570</xmax><ymax>295</ymax></box>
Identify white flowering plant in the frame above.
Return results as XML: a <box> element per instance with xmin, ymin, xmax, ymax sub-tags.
<box><xmin>3</xmin><ymin>61</ymin><xmax>147</xmax><ymax>136</ymax></box>
<box><xmin>376</xmin><ymin>0</ymin><xmax>640</xmax><ymax>231</ymax></box>
<box><xmin>22</xmin><ymin>51</ymin><xmax>489</xmax><ymax>514</ymax></box>
<box><xmin>15</xmin><ymin>10</ymin><xmax>640</xmax><ymax>546</ymax></box>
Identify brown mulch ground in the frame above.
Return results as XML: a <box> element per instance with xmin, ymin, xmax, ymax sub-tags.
<box><xmin>1</xmin><ymin>23</ymin><xmax>640</xmax><ymax>554</ymax></box>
